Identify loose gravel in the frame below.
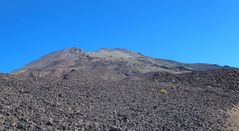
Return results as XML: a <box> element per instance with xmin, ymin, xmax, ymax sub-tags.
<box><xmin>0</xmin><ymin>69</ymin><xmax>239</xmax><ymax>130</ymax></box>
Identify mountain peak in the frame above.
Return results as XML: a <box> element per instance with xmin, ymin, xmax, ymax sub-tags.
<box><xmin>63</xmin><ymin>48</ymin><xmax>82</xmax><ymax>54</ymax></box>
<box><xmin>11</xmin><ymin>47</ymin><xmax>225</xmax><ymax>80</ymax></box>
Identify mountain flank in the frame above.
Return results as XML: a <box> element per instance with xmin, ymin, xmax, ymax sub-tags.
<box><xmin>0</xmin><ymin>48</ymin><xmax>238</xmax><ymax>130</ymax></box>
<box><xmin>1</xmin><ymin>69</ymin><xmax>239</xmax><ymax>130</ymax></box>
<box><xmin>12</xmin><ymin>48</ymin><xmax>226</xmax><ymax>80</ymax></box>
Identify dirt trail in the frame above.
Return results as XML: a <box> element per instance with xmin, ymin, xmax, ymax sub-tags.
<box><xmin>228</xmin><ymin>106</ymin><xmax>239</xmax><ymax>130</ymax></box>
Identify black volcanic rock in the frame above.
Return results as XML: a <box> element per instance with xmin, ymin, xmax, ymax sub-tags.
<box><xmin>12</xmin><ymin>48</ymin><xmax>226</xmax><ymax>80</ymax></box>
<box><xmin>1</xmin><ymin>48</ymin><xmax>239</xmax><ymax>130</ymax></box>
<box><xmin>0</xmin><ymin>69</ymin><xmax>239</xmax><ymax>130</ymax></box>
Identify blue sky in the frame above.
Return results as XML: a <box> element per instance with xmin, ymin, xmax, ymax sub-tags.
<box><xmin>0</xmin><ymin>0</ymin><xmax>239</xmax><ymax>73</ymax></box>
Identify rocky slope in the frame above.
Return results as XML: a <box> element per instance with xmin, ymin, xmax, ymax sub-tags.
<box><xmin>12</xmin><ymin>48</ymin><xmax>224</xmax><ymax>80</ymax></box>
<box><xmin>0</xmin><ymin>69</ymin><xmax>239</xmax><ymax>130</ymax></box>
<box><xmin>2</xmin><ymin>48</ymin><xmax>239</xmax><ymax>130</ymax></box>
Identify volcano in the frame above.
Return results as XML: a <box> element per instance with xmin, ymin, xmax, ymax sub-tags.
<box><xmin>0</xmin><ymin>48</ymin><xmax>238</xmax><ymax>130</ymax></box>
<box><xmin>12</xmin><ymin>48</ymin><xmax>226</xmax><ymax>80</ymax></box>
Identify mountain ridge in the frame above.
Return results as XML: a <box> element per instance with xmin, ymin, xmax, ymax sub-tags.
<box><xmin>12</xmin><ymin>48</ymin><xmax>231</xmax><ymax>80</ymax></box>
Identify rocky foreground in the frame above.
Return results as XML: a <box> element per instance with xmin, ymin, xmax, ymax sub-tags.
<box><xmin>0</xmin><ymin>69</ymin><xmax>239</xmax><ymax>130</ymax></box>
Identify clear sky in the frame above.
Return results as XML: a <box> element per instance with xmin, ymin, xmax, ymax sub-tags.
<box><xmin>0</xmin><ymin>0</ymin><xmax>239</xmax><ymax>73</ymax></box>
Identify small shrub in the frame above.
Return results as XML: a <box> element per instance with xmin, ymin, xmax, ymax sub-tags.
<box><xmin>160</xmin><ymin>89</ymin><xmax>168</xmax><ymax>94</ymax></box>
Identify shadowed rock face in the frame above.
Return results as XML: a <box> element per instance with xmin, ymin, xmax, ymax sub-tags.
<box><xmin>12</xmin><ymin>48</ymin><xmax>225</xmax><ymax>80</ymax></box>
